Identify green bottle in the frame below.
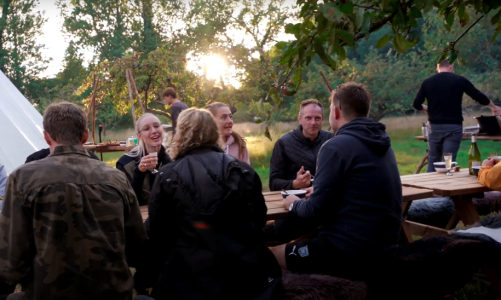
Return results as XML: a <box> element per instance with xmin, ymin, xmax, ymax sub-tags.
<box><xmin>468</xmin><ymin>135</ymin><xmax>481</xmax><ymax>175</ymax></box>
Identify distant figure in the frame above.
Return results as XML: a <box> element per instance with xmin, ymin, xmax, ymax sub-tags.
<box><xmin>413</xmin><ymin>59</ymin><xmax>501</xmax><ymax>172</ymax></box>
<box><xmin>0</xmin><ymin>164</ymin><xmax>6</xmax><ymax>209</ymax></box>
<box><xmin>0</xmin><ymin>102</ymin><xmax>147</xmax><ymax>300</ymax></box>
<box><xmin>25</xmin><ymin>147</ymin><xmax>99</xmax><ymax>163</ymax></box>
<box><xmin>135</xmin><ymin>108</ymin><xmax>283</xmax><ymax>300</ymax></box>
<box><xmin>206</xmin><ymin>102</ymin><xmax>250</xmax><ymax>164</ymax></box>
<box><xmin>116</xmin><ymin>113</ymin><xmax>172</xmax><ymax>205</ymax></box>
<box><xmin>162</xmin><ymin>87</ymin><xmax>188</xmax><ymax>135</ymax></box>
<box><xmin>272</xmin><ymin>82</ymin><xmax>402</xmax><ymax>284</ymax></box>
<box><xmin>269</xmin><ymin>99</ymin><xmax>333</xmax><ymax>191</ymax></box>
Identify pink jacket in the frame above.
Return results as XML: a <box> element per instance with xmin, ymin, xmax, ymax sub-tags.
<box><xmin>225</xmin><ymin>135</ymin><xmax>250</xmax><ymax>165</ymax></box>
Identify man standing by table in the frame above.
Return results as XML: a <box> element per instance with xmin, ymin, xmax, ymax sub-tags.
<box><xmin>413</xmin><ymin>59</ymin><xmax>501</xmax><ymax>172</ymax></box>
<box><xmin>272</xmin><ymin>82</ymin><xmax>402</xmax><ymax>283</ymax></box>
<box><xmin>162</xmin><ymin>87</ymin><xmax>188</xmax><ymax>136</ymax></box>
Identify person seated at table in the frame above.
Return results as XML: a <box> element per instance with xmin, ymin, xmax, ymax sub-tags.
<box><xmin>0</xmin><ymin>102</ymin><xmax>147</xmax><ymax>300</ymax></box>
<box><xmin>116</xmin><ymin>113</ymin><xmax>172</xmax><ymax>205</ymax></box>
<box><xmin>206</xmin><ymin>102</ymin><xmax>250</xmax><ymax>164</ymax></box>
<box><xmin>25</xmin><ymin>147</ymin><xmax>99</xmax><ymax>163</ymax></box>
<box><xmin>478</xmin><ymin>157</ymin><xmax>501</xmax><ymax>189</ymax></box>
<box><xmin>269</xmin><ymin>99</ymin><xmax>333</xmax><ymax>191</ymax></box>
<box><xmin>134</xmin><ymin>108</ymin><xmax>283</xmax><ymax>300</ymax></box>
<box><xmin>271</xmin><ymin>82</ymin><xmax>402</xmax><ymax>283</ymax></box>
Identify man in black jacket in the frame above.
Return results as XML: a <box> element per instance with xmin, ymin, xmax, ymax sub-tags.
<box><xmin>269</xmin><ymin>99</ymin><xmax>333</xmax><ymax>191</ymax></box>
<box><xmin>272</xmin><ymin>82</ymin><xmax>402</xmax><ymax>283</ymax></box>
<box><xmin>413</xmin><ymin>59</ymin><xmax>501</xmax><ymax>172</ymax></box>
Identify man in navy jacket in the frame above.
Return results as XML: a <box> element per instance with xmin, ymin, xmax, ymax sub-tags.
<box><xmin>271</xmin><ymin>82</ymin><xmax>402</xmax><ymax>281</ymax></box>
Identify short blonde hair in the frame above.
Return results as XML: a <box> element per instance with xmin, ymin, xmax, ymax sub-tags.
<box><xmin>43</xmin><ymin>102</ymin><xmax>87</xmax><ymax>145</ymax></box>
<box><xmin>168</xmin><ymin>108</ymin><xmax>221</xmax><ymax>160</ymax></box>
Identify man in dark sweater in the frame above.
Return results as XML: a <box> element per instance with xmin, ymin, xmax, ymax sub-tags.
<box><xmin>269</xmin><ymin>99</ymin><xmax>333</xmax><ymax>191</ymax></box>
<box><xmin>162</xmin><ymin>87</ymin><xmax>188</xmax><ymax>136</ymax></box>
<box><xmin>271</xmin><ymin>82</ymin><xmax>402</xmax><ymax>283</ymax></box>
<box><xmin>413</xmin><ymin>59</ymin><xmax>501</xmax><ymax>172</ymax></box>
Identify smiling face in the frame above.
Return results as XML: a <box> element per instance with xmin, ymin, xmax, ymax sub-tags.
<box><xmin>137</xmin><ymin>115</ymin><xmax>163</xmax><ymax>148</ymax></box>
<box><xmin>214</xmin><ymin>106</ymin><xmax>233</xmax><ymax>138</ymax></box>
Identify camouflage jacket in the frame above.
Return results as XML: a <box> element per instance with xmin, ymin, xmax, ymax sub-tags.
<box><xmin>0</xmin><ymin>146</ymin><xmax>147</xmax><ymax>300</ymax></box>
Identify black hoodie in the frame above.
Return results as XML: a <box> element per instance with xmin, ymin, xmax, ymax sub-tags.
<box><xmin>269</xmin><ymin>125</ymin><xmax>333</xmax><ymax>191</ymax></box>
<box><xmin>292</xmin><ymin>118</ymin><xmax>402</xmax><ymax>255</ymax></box>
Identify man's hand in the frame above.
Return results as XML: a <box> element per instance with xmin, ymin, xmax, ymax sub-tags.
<box><xmin>421</xmin><ymin>105</ymin><xmax>428</xmax><ymax>114</ymax></box>
<box><xmin>483</xmin><ymin>158</ymin><xmax>500</xmax><ymax>167</ymax></box>
<box><xmin>284</xmin><ymin>195</ymin><xmax>300</xmax><ymax>210</ymax></box>
<box><xmin>304</xmin><ymin>187</ymin><xmax>314</xmax><ymax>199</ymax></box>
<box><xmin>292</xmin><ymin>166</ymin><xmax>311</xmax><ymax>189</ymax></box>
<box><xmin>491</xmin><ymin>105</ymin><xmax>501</xmax><ymax>116</ymax></box>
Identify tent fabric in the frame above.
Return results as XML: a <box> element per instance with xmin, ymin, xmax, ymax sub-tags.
<box><xmin>0</xmin><ymin>71</ymin><xmax>46</xmax><ymax>174</ymax></box>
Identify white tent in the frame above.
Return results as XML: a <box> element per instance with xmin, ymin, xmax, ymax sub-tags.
<box><xmin>0</xmin><ymin>71</ymin><xmax>46</xmax><ymax>174</ymax></box>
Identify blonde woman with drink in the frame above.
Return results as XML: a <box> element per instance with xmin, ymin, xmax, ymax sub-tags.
<box><xmin>117</xmin><ymin>113</ymin><xmax>172</xmax><ymax>205</ymax></box>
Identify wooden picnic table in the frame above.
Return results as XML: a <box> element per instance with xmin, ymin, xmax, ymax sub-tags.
<box><xmin>140</xmin><ymin>186</ymin><xmax>435</xmax><ymax>243</ymax></box>
<box><xmin>413</xmin><ymin>134</ymin><xmax>501</xmax><ymax>173</ymax></box>
<box><xmin>83</xmin><ymin>144</ymin><xmax>135</xmax><ymax>153</ymax></box>
<box><xmin>401</xmin><ymin>169</ymin><xmax>487</xmax><ymax>232</ymax></box>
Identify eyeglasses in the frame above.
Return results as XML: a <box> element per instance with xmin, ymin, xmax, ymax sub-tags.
<box><xmin>140</xmin><ymin>124</ymin><xmax>161</xmax><ymax>133</ymax></box>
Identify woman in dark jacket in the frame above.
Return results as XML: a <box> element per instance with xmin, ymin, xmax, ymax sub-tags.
<box><xmin>116</xmin><ymin>113</ymin><xmax>171</xmax><ymax>205</ymax></box>
<box><xmin>136</xmin><ymin>108</ymin><xmax>282</xmax><ymax>300</ymax></box>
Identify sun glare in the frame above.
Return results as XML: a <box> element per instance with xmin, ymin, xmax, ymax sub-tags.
<box><xmin>202</xmin><ymin>54</ymin><xmax>227</xmax><ymax>80</ymax></box>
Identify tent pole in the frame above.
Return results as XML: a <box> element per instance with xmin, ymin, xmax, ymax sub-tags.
<box><xmin>126</xmin><ymin>69</ymin><xmax>137</xmax><ymax>132</ymax></box>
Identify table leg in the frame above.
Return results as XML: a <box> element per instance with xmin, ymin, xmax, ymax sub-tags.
<box><xmin>452</xmin><ymin>195</ymin><xmax>480</xmax><ymax>227</ymax></box>
<box><xmin>400</xmin><ymin>201</ymin><xmax>413</xmax><ymax>244</ymax></box>
<box><xmin>415</xmin><ymin>150</ymin><xmax>429</xmax><ymax>174</ymax></box>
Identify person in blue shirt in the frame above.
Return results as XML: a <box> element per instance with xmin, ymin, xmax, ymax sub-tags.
<box><xmin>271</xmin><ymin>82</ymin><xmax>402</xmax><ymax>282</ymax></box>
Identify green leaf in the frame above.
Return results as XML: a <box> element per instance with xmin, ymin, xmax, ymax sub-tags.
<box><xmin>275</xmin><ymin>41</ymin><xmax>288</xmax><ymax>49</ymax></box>
<box><xmin>393</xmin><ymin>32</ymin><xmax>411</xmax><ymax>53</ymax></box>
<box><xmin>253</xmin><ymin>116</ymin><xmax>263</xmax><ymax>124</ymax></box>
<box><xmin>320</xmin><ymin>3</ymin><xmax>342</xmax><ymax>23</ymax></box>
<box><xmin>492</xmin><ymin>9</ymin><xmax>501</xmax><ymax>25</ymax></box>
<box><xmin>340</xmin><ymin>2</ymin><xmax>354</xmax><ymax>14</ymax></box>
<box><xmin>376</xmin><ymin>34</ymin><xmax>391</xmax><ymax>48</ymax></box>
<box><xmin>336</xmin><ymin>44</ymin><xmax>346</xmax><ymax>60</ymax></box>
<box><xmin>437</xmin><ymin>51</ymin><xmax>448</xmax><ymax>64</ymax></box>
<box><xmin>336</xmin><ymin>29</ymin><xmax>354</xmax><ymax>46</ymax></box>
<box><xmin>285</xmin><ymin>23</ymin><xmax>301</xmax><ymax>38</ymax></box>
<box><xmin>492</xmin><ymin>23</ymin><xmax>501</xmax><ymax>42</ymax></box>
<box><xmin>448</xmin><ymin>50</ymin><xmax>458</xmax><ymax>64</ymax></box>
<box><xmin>316</xmin><ymin>12</ymin><xmax>328</xmax><ymax>34</ymax></box>
<box><xmin>361</xmin><ymin>12</ymin><xmax>371</xmax><ymax>36</ymax></box>
<box><xmin>424</xmin><ymin>0</ymin><xmax>434</xmax><ymax>12</ymax></box>
<box><xmin>314</xmin><ymin>38</ymin><xmax>337</xmax><ymax>70</ymax></box>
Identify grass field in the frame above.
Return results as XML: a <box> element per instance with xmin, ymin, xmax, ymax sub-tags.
<box><xmin>102</xmin><ymin>115</ymin><xmax>500</xmax><ymax>190</ymax></box>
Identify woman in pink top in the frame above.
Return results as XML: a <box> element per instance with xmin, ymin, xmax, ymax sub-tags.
<box><xmin>206</xmin><ymin>102</ymin><xmax>250</xmax><ymax>164</ymax></box>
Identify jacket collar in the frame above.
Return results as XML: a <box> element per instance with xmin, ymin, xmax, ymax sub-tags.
<box><xmin>175</xmin><ymin>144</ymin><xmax>223</xmax><ymax>160</ymax></box>
<box><xmin>49</xmin><ymin>145</ymin><xmax>91</xmax><ymax>158</ymax></box>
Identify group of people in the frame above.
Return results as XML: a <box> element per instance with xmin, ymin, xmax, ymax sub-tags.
<box><xmin>0</xmin><ymin>58</ymin><xmax>500</xmax><ymax>300</ymax></box>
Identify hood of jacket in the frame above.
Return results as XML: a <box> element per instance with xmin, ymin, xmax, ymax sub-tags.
<box><xmin>336</xmin><ymin>117</ymin><xmax>391</xmax><ymax>156</ymax></box>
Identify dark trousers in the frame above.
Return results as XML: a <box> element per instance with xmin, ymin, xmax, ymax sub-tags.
<box><xmin>427</xmin><ymin>124</ymin><xmax>463</xmax><ymax>173</ymax></box>
<box><xmin>274</xmin><ymin>214</ymin><xmax>319</xmax><ymax>244</ymax></box>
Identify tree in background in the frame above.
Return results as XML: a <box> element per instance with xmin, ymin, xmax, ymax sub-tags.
<box><xmin>0</xmin><ymin>0</ymin><xmax>48</xmax><ymax>99</ymax></box>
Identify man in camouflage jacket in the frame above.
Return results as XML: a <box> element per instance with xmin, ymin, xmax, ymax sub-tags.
<box><xmin>0</xmin><ymin>102</ymin><xmax>147</xmax><ymax>300</ymax></box>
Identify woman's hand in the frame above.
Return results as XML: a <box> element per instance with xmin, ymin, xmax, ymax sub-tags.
<box><xmin>138</xmin><ymin>155</ymin><xmax>158</xmax><ymax>172</ymax></box>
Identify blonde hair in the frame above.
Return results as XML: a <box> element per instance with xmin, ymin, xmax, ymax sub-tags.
<box><xmin>168</xmin><ymin>108</ymin><xmax>221</xmax><ymax>160</ymax></box>
<box><xmin>127</xmin><ymin>113</ymin><xmax>165</xmax><ymax>158</ymax></box>
<box><xmin>205</xmin><ymin>102</ymin><xmax>247</xmax><ymax>161</ymax></box>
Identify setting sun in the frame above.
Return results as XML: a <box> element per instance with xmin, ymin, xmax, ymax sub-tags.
<box><xmin>202</xmin><ymin>54</ymin><xmax>227</xmax><ymax>80</ymax></box>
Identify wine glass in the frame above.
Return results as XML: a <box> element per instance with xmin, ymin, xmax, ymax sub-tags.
<box><xmin>444</xmin><ymin>153</ymin><xmax>453</xmax><ymax>176</ymax></box>
<box><xmin>146</xmin><ymin>145</ymin><xmax>160</xmax><ymax>174</ymax></box>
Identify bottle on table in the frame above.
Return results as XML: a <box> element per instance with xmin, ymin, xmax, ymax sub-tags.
<box><xmin>468</xmin><ymin>135</ymin><xmax>481</xmax><ymax>175</ymax></box>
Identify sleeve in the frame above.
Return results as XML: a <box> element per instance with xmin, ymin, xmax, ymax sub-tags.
<box><xmin>249</xmin><ymin>171</ymin><xmax>267</xmax><ymax>229</ymax></box>
<box><xmin>0</xmin><ymin>175</ymin><xmax>35</xmax><ymax>285</ymax></box>
<box><xmin>116</xmin><ymin>158</ymin><xmax>148</xmax><ymax>205</ymax></box>
<box><xmin>269</xmin><ymin>140</ymin><xmax>293</xmax><ymax>191</ymax></box>
<box><xmin>134</xmin><ymin>169</ymin><xmax>176</xmax><ymax>292</ymax></box>
<box><xmin>461</xmin><ymin>77</ymin><xmax>490</xmax><ymax>105</ymax></box>
<box><xmin>0</xmin><ymin>165</ymin><xmax>6</xmax><ymax>198</ymax></box>
<box><xmin>412</xmin><ymin>83</ymin><xmax>426</xmax><ymax>110</ymax></box>
<box><xmin>292</xmin><ymin>142</ymin><xmax>347</xmax><ymax>219</ymax></box>
<box><xmin>478</xmin><ymin>164</ymin><xmax>501</xmax><ymax>190</ymax></box>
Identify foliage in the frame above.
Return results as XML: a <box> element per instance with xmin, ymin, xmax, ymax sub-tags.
<box><xmin>0</xmin><ymin>0</ymin><xmax>48</xmax><ymax>100</ymax></box>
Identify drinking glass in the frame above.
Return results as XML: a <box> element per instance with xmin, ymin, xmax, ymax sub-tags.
<box><xmin>147</xmin><ymin>145</ymin><xmax>160</xmax><ymax>174</ymax></box>
<box><xmin>444</xmin><ymin>153</ymin><xmax>453</xmax><ymax>176</ymax></box>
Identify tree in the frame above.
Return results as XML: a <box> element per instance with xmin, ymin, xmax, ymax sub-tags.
<box><xmin>264</xmin><ymin>1</ymin><xmax>501</xmax><ymax>138</ymax></box>
<box><xmin>0</xmin><ymin>0</ymin><xmax>48</xmax><ymax>96</ymax></box>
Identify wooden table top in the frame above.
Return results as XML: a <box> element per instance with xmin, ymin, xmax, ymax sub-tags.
<box><xmin>140</xmin><ymin>186</ymin><xmax>434</xmax><ymax>222</ymax></box>
<box><xmin>400</xmin><ymin>168</ymin><xmax>489</xmax><ymax>197</ymax></box>
<box><xmin>415</xmin><ymin>134</ymin><xmax>501</xmax><ymax>142</ymax></box>
<box><xmin>83</xmin><ymin>144</ymin><xmax>135</xmax><ymax>152</ymax></box>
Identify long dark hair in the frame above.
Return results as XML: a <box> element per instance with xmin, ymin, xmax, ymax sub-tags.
<box><xmin>206</xmin><ymin>102</ymin><xmax>247</xmax><ymax>161</ymax></box>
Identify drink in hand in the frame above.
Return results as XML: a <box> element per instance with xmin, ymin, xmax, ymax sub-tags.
<box><xmin>468</xmin><ymin>135</ymin><xmax>481</xmax><ymax>175</ymax></box>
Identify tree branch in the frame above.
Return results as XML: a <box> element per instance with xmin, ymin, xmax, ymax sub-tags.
<box><xmin>453</xmin><ymin>15</ymin><xmax>484</xmax><ymax>45</ymax></box>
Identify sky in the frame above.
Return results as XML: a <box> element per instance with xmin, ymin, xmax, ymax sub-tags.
<box><xmin>35</xmin><ymin>0</ymin><xmax>296</xmax><ymax>79</ymax></box>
